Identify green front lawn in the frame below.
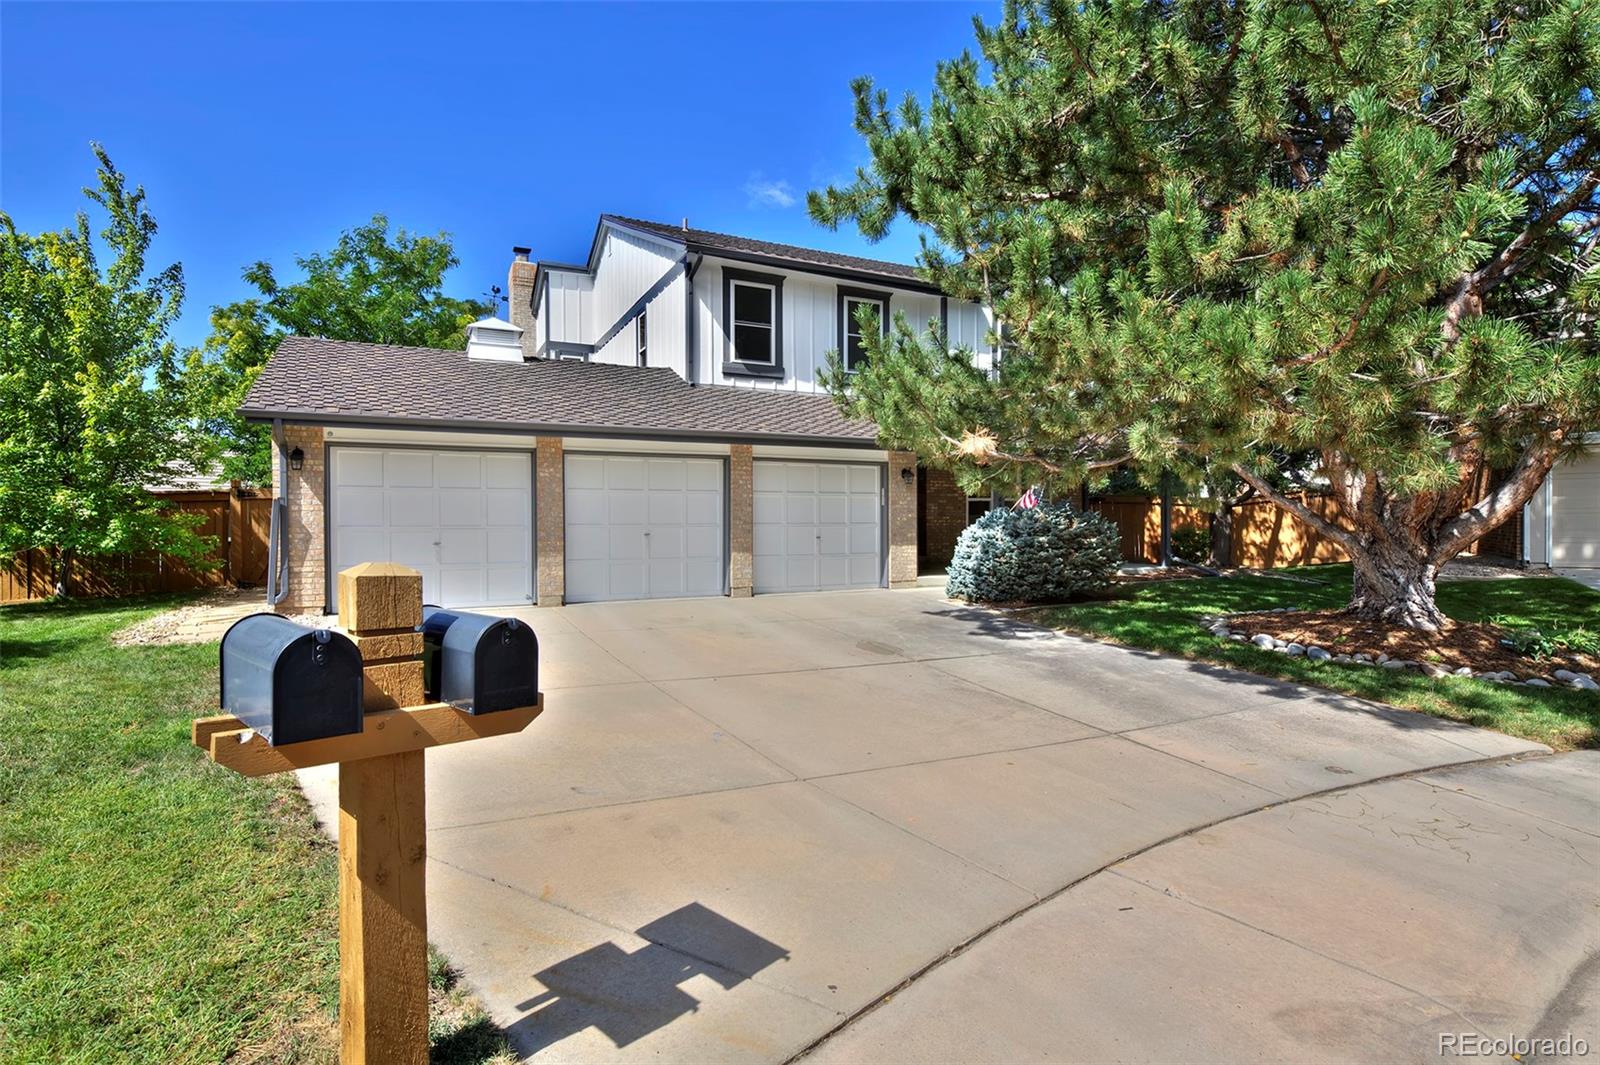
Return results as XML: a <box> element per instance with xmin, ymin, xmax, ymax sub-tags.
<box><xmin>1031</xmin><ymin>564</ymin><xmax>1600</xmax><ymax>750</ymax></box>
<box><xmin>0</xmin><ymin>597</ymin><xmax>510</xmax><ymax>1064</ymax></box>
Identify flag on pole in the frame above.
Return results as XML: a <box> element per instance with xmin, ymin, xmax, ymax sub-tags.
<box><xmin>1013</xmin><ymin>485</ymin><xmax>1041</xmax><ymax>510</ymax></box>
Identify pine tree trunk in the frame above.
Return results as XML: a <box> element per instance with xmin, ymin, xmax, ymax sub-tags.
<box><xmin>1345</xmin><ymin>540</ymin><xmax>1446</xmax><ymax>631</ymax></box>
<box><xmin>1209</xmin><ymin>505</ymin><xmax>1234</xmax><ymax>568</ymax></box>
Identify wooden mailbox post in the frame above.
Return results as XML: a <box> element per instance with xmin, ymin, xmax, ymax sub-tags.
<box><xmin>193</xmin><ymin>562</ymin><xmax>542</xmax><ymax>1064</ymax></box>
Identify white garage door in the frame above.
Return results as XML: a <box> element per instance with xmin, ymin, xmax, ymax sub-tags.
<box><xmin>1552</xmin><ymin>449</ymin><xmax>1600</xmax><ymax>567</ymax></box>
<box><xmin>754</xmin><ymin>461</ymin><xmax>883</xmax><ymax>593</ymax></box>
<box><xmin>330</xmin><ymin>448</ymin><xmax>533</xmax><ymax>607</ymax></box>
<box><xmin>565</xmin><ymin>454</ymin><xmax>725</xmax><ymax>603</ymax></box>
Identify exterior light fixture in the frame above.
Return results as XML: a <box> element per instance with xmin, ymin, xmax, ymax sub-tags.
<box><xmin>900</xmin><ymin>467</ymin><xmax>915</xmax><ymax>483</ymax></box>
<box><xmin>289</xmin><ymin>447</ymin><xmax>305</xmax><ymax>471</ymax></box>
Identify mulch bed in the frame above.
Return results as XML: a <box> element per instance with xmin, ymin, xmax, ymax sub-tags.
<box><xmin>1223</xmin><ymin>609</ymin><xmax>1600</xmax><ymax>679</ymax></box>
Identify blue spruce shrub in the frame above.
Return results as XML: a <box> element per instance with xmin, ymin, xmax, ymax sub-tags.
<box><xmin>946</xmin><ymin>502</ymin><xmax>1122</xmax><ymax>603</ymax></box>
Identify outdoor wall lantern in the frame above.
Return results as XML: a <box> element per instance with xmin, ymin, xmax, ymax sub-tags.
<box><xmin>289</xmin><ymin>447</ymin><xmax>305</xmax><ymax>471</ymax></box>
<box><xmin>900</xmin><ymin>466</ymin><xmax>915</xmax><ymax>483</ymax></box>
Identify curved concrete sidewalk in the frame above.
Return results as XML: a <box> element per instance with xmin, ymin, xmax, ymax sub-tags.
<box><xmin>293</xmin><ymin>587</ymin><xmax>1593</xmax><ymax>1063</ymax></box>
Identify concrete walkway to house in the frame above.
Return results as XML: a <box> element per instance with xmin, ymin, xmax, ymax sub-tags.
<box><xmin>295</xmin><ymin>587</ymin><xmax>1599</xmax><ymax>1064</ymax></box>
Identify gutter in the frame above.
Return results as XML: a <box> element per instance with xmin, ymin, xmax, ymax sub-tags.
<box><xmin>265</xmin><ymin>418</ymin><xmax>290</xmax><ymax>606</ymax></box>
<box><xmin>239</xmin><ymin>409</ymin><xmax>877</xmax><ymax>449</ymax></box>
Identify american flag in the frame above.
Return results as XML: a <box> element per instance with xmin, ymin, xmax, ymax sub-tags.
<box><xmin>1013</xmin><ymin>486</ymin><xmax>1041</xmax><ymax>510</ymax></box>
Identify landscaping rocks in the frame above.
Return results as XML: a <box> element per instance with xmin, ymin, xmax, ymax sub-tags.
<box><xmin>1201</xmin><ymin>613</ymin><xmax>1596</xmax><ymax>690</ymax></box>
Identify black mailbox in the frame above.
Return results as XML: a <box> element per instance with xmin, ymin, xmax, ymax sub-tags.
<box><xmin>420</xmin><ymin>606</ymin><xmax>539</xmax><ymax>714</ymax></box>
<box><xmin>219</xmin><ymin>613</ymin><xmax>364</xmax><ymax>746</ymax></box>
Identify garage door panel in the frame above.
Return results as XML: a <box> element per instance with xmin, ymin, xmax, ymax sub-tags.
<box><xmin>435</xmin><ymin>453</ymin><xmax>482</xmax><ymax>488</ymax></box>
<box><xmin>565</xmin><ymin>454</ymin><xmax>725</xmax><ymax>602</ymax></box>
<box><xmin>818</xmin><ymin>495</ymin><xmax>849</xmax><ymax>524</ymax></box>
<box><xmin>606</xmin><ymin>459</ymin><xmax>646</xmax><ymax>490</ymax></box>
<box><xmin>387</xmin><ymin>452</ymin><xmax>434</xmax><ymax>487</ymax></box>
<box><xmin>439</xmin><ymin>528</ymin><xmax>485</xmax><ymax>565</ymax></box>
<box><xmin>648</xmin><ymin>461</ymin><xmax>685</xmax><ymax>490</ymax></box>
<box><xmin>336</xmin><ymin>528</ymin><xmax>387</xmax><ymax>565</ymax></box>
<box><xmin>437</xmin><ymin>489</ymin><xmax>485</xmax><ymax>527</ymax></box>
<box><xmin>485</xmin><ymin>489</ymin><xmax>531</xmax><ymax>526</ymax></box>
<box><xmin>1552</xmin><ymin>455</ymin><xmax>1600</xmax><ymax>567</ymax></box>
<box><xmin>753</xmin><ymin>461</ymin><xmax>882</xmax><ymax>594</ymax></box>
<box><xmin>819</xmin><ymin>526</ymin><xmax>849</xmax><ymax>554</ymax></box>
<box><xmin>609</xmin><ymin>493</ymin><xmax>647</xmax><ymax>526</ymax></box>
<box><xmin>686</xmin><ymin>493</ymin><xmax>721</xmax><ymax>526</ymax></box>
<box><xmin>648</xmin><ymin>491</ymin><xmax>686</xmax><ymax>526</ymax></box>
<box><xmin>331</xmin><ymin>448</ymin><xmax>532</xmax><ymax>608</ymax></box>
<box><xmin>340</xmin><ymin>451</ymin><xmax>386</xmax><ymax>487</ymax></box>
<box><xmin>566</xmin><ymin>455</ymin><xmax>606</xmax><ymax>490</ymax></box>
<box><xmin>439</xmin><ymin>569</ymin><xmax>486</xmax><ymax>606</ymax></box>
<box><xmin>388</xmin><ymin>490</ymin><xmax>436</xmax><ymax>527</ymax></box>
<box><xmin>336</xmin><ymin>487</ymin><xmax>385</xmax><ymax>525</ymax></box>
<box><xmin>486</xmin><ymin>527</ymin><xmax>527</xmax><ymax>565</ymax></box>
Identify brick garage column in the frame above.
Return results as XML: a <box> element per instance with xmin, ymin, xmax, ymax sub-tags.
<box><xmin>887</xmin><ymin>450</ymin><xmax>919</xmax><ymax>588</ymax></box>
<box><xmin>272</xmin><ymin>425</ymin><xmax>327</xmax><ymax>614</ymax></box>
<box><xmin>535</xmin><ymin>437</ymin><xmax>565</xmax><ymax>605</ymax></box>
<box><xmin>728</xmin><ymin>445</ymin><xmax>753</xmax><ymax>597</ymax></box>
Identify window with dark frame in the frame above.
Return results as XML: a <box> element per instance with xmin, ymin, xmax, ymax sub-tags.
<box><xmin>637</xmin><ymin>309</ymin><xmax>648</xmax><ymax>367</ymax></box>
<box><xmin>730</xmin><ymin>280</ymin><xmax>777</xmax><ymax>364</ymax></box>
<box><xmin>966</xmin><ymin>497</ymin><xmax>992</xmax><ymax>524</ymax></box>
<box><xmin>837</xmin><ymin>286</ymin><xmax>891</xmax><ymax>373</ymax></box>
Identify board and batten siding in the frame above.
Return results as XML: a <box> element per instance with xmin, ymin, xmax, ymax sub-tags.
<box><xmin>540</xmin><ymin>269</ymin><xmax>594</xmax><ymax>345</ymax></box>
<box><xmin>590</xmin><ymin>229</ymin><xmax>683</xmax><ymax>341</ymax></box>
<box><xmin>689</xmin><ymin>258</ymin><xmax>946</xmax><ymax>394</ymax></box>
<box><xmin>945</xmin><ymin>300</ymin><xmax>1000</xmax><ymax>375</ymax></box>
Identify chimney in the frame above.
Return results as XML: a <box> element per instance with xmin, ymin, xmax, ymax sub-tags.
<box><xmin>508</xmin><ymin>246</ymin><xmax>537</xmax><ymax>358</ymax></box>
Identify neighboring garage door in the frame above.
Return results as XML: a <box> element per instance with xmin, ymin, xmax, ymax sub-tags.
<box><xmin>1552</xmin><ymin>448</ymin><xmax>1600</xmax><ymax>567</ymax></box>
<box><xmin>565</xmin><ymin>454</ymin><xmax>725</xmax><ymax>603</ymax></box>
<box><xmin>329</xmin><ymin>448</ymin><xmax>533</xmax><ymax>607</ymax></box>
<box><xmin>754</xmin><ymin>461</ymin><xmax>883</xmax><ymax>593</ymax></box>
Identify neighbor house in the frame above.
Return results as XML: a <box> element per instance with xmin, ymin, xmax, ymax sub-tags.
<box><xmin>242</xmin><ymin>215</ymin><xmax>992</xmax><ymax>611</ymax></box>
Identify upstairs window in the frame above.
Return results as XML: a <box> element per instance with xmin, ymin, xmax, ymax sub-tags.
<box><xmin>636</xmin><ymin>309</ymin><xmax>648</xmax><ymax>367</ymax></box>
<box><xmin>838</xmin><ymin>287</ymin><xmax>891</xmax><ymax>372</ymax></box>
<box><xmin>722</xmin><ymin>268</ymin><xmax>785</xmax><ymax>376</ymax></box>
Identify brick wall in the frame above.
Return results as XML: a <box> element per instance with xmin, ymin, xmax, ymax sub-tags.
<box><xmin>729</xmin><ymin>444</ymin><xmax>753</xmax><ymax>597</ymax></box>
<box><xmin>887</xmin><ymin>450</ymin><xmax>919</xmax><ymax>587</ymax></box>
<box><xmin>535</xmin><ymin>437</ymin><xmax>565</xmax><ymax>604</ymax></box>
<box><xmin>920</xmin><ymin>467</ymin><xmax>969</xmax><ymax>567</ymax></box>
<box><xmin>272</xmin><ymin>425</ymin><xmax>327</xmax><ymax>614</ymax></box>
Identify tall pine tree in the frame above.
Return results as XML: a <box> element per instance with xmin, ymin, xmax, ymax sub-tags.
<box><xmin>812</xmin><ymin>0</ymin><xmax>1600</xmax><ymax>630</ymax></box>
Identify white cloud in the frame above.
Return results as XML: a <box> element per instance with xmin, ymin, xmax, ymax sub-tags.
<box><xmin>744</xmin><ymin>174</ymin><xmax>797</xmax><ymax>209</ymax></box>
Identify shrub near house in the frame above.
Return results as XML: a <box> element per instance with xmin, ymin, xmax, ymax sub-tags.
<box><xmin>947</xmin><ymin>503</ymin><xmax>1120</xmax><ymax>603</ymax></box>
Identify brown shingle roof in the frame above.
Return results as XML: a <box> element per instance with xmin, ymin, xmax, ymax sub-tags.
<box><xmin>239</xmin><ymin>337</ymin><xmax>880</xmax><ymax>445</ymax></box>
<box><xmin>606</xmin><ymin>215</ymin><xmax>931</xmax><ymax>289</ymax></box>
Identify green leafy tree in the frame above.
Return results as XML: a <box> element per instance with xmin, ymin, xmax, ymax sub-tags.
<box><xmin>813</xmin><ymin>0</ymin><xmax>1600</xmax><ymax>630</ymax></box>
<box><xmin>0</xmin><ymin>145</ymin><xmax>211</xmax><ymax>596</ymax></box>
<box><xmin>191</xmin><ymin>215</ymin><xmax>490</xmax><ymax>484</ymax></box>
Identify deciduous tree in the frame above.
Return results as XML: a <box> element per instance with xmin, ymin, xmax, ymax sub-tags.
<box><xmin>191</xmin><ymin>216</ymin><xmax>489</xmax><ymax>484</ymax></box>
<box><xmin>0</xmin><ymin>145</ymin><xmax>210</xmax><ymax>595</ymax></box>
<box><xmin>813</xmin><ymin>0</ymin><xmax>1600</xmax><ymax>630</ymax></box>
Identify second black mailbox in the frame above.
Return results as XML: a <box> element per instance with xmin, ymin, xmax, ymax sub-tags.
<box><xmin>420</xmin><ymin>607</ymin><xmax>539</xmax><ymax>714</ymax></box>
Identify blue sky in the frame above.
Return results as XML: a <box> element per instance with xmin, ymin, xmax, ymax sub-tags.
<box><xmin>2</xmin><ymin>2</ymin><xmax>994</xmax><ymax>349</ymax></box>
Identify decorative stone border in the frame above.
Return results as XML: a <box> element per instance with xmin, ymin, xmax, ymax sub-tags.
<box><xmin>1197</xmin><ymin>610</ymin><xmax>1599</xmax><ymax>692</ymax></box>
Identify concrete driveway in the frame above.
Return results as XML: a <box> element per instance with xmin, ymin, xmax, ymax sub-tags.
<box><xmin>298</xmin><ymin>587</ymin><xmax>1599</xmax><ymax>1063</ymax></box>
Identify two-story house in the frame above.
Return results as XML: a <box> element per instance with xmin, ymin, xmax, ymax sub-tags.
<box><xmin>241</xmin><ymin>214</ymin><xmax>998</xmax><ymax>612</ymax></box>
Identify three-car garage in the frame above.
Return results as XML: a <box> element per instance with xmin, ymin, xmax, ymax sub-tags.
<box><xmin>326</xmin><ymin>441</ymin><xmax>890</xmax><ymax>608</ymax></box>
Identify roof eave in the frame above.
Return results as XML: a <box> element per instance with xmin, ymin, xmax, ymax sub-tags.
<box><xmin>237</xmin><ymin>407</ymin><xmax>879</xmax><ymax>449</ymax></box>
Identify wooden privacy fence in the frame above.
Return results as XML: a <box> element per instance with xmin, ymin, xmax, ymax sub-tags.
<box><xmin>1</xmin><ymin>485</ymin><xmax>273</xmax><ymax>605</ymax></box>
<box><xmin>1086</xmin><ymin>493</ymin><xmax>1350</xmax><ymax>569</ymax></box>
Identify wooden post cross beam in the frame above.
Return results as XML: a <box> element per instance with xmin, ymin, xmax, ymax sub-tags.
<box><xmin>194</xmin><ymin>562</ymin><xmax>542</xmax><ymax>1065</ymax></box>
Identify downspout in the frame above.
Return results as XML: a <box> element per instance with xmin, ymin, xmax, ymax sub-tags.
<box><xmin>685</xmin><ymin>253</ymin><xmax>704</xmax><ymax>386</ymax></box>
<box><xmin>265</xmin><ymin>418</ymin><xmax>290</xmax><ymax>606</ymax></box>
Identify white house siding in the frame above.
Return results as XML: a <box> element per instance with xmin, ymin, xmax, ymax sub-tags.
<box><xmin>945</xmin><ymin>300</ymin><xmax>1000</xmax><ymax>374</ymax></box>
<box><xmin>540</xmin><ymin>269</ymin><xmax>594</xmax><ymax>346</ymax></box>
<box><xmin>590</xmin><ymin>228</ymin><xmax>682</xmax><ymax>343</ymax></box>
<box><xmin>689</xmin><ymin>258</ymin><xmax>952</xmax><ymax>394</ymax></box>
